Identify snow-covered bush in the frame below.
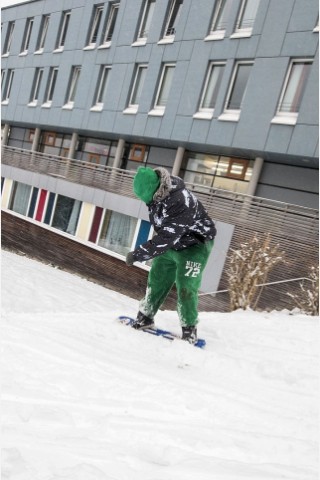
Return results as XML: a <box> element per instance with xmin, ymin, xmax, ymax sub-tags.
<box><xmin>287</xmin><ymin>265</ymin><xmax>319</xmax><ymax>316</ymax></box>
<box><xmin>227</xmin><ymin>234</ymin><xmax>284</xmax><ymax>311</ymax></box>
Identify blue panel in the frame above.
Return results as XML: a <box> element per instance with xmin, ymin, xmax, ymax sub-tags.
<box><xmin>135</xmin><ymin>220</ymin><xmax>151</xmax><ymax>248</ymax></box>
<box><xmin>27</xmin><ymin>187</ymin><xmax>39</xmax><ymax>218</ymax></box>
<box><xmin>44</xmin><ymin>192</ymin><xmax>56</xmax><ymax>224</ymax></box>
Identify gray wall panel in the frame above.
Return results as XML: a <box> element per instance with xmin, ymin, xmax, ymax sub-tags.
<box><xmin>259</xmin><ymin>163</ymin><xmax>318</xmax><ymax>192</ymax></box>
<box><xmin>257</xmin><ymin>0</ymin><xmax>295</xmax><ymax>57</ymax></box>
<box><xmin>256</xmin><ymin>184</ymin><xmax>318</xmax><ymax>209</ymax></box>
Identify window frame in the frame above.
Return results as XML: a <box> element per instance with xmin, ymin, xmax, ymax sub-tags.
<box><xmin>124</xmin><ymin>64</ymin><xmax>148</xmax><ymax>114</ymax></box>
<box><xmin>205</xmin><ymin>0</ymin><xmax>232</xmax><ymax>40</ymax></box>
<box><xmin>149</xmin><ymin>63</ymin><xmax>176</xmax><ymax>116</ymax></box>
<box><xmin>129</xmin><ymin>144</ymin><xmax>146</xmax><ymax>162</ymax></box>
<box><xmin>159</xmin><ymin>0</ymin><xmax>183</xmax><ymax>43</ymax></box>
<box><xmin>2</xmin><ymin>69</ymin><xmax>14</xmax><ymax>104</ymax></box>
<box><xmin>55</xmin><ymin>10</ymin><xmax>71</xmax><ymax>51</ymax></box>
<box><xmin>20</xmin><ymin>17</ymin><xmax>34</xmax><ymax>55</ymax></box>
<box><xmin>50</xmin><ymin>194</ymin><xmax>82</xmax><ymax>236</ymax></box>
<box><xmin>63</xmin><ymin>65</ymin><xmax>81</xmax><ymax>109</ymax></box>
<box><xmin>194</xmin><ymin>62</ymin><xmax>226</xmax><ymax>119</ymax></box>
<box><xmin>28</xmin><ymin>67</ymin><xmax>44</xmax><ymax>106</ymax></box>
<box><xmin>134</xmin><ymin>0</ymin><xmax>156</xmax><ymax>45</ymax></box>
<box><xmin>2</xmin><ymin>21</ymin><xmax>15</xmax><ymax>56</ymax></box>
<box><xmin>1</xmin><ymin>70</ymin><xmax>5</xmax><ymax>90</ymax></box>
<box><xmin>8</xmin><ymin>181</ymin><xmax>32</xmax><ymax>216</ymax></box>
<box><xmin>97</xmin><ymin>209</ymin><xmax>139</xmax><ymax>256</ymax></box>
<box><xmin>35</xmin><ymin>14</ymin><xmax>50</xmax><ymax>53</ymax></box>
<box><xmin>231</xmin><ymin>0</ymin><xmax>260</xmax><ymax>38</ymax></box>
<box><xmin>43</xmin><ymin>131</ymin><xmax>56</xmax><ymax>146</ymax></box>
<box><xmin>219</xmin><ymin>61</ymin><xmax>253</xmax><ymax>122</ymax></box>
<box><xmin>42</xmin><ymin>67</ymin><xmax>58</xmax><ymax>107</ymax></box>
<box><xmin>86</xmin><ymin>4</ymin><xmax>104</xmax><ymax>48</ymax></box>
<box><xmin>91</xmin><ymin>65</ymin><xmax>111</xmax><ymax>111</ymax></box>
<box><xmin>100</xmin><ymin>2</ymin><xmax>120</xmax><ymax>47</ymax></box>
<box><xmin>271</xmin><ymin>58</ymin><xmax>313</xmax><ymax>126</ymax></box>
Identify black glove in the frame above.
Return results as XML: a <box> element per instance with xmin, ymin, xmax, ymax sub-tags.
<box><xmin>126</xmin><ymin>251</ymin><xmax>135</xmax><ymax>266</ymax></box>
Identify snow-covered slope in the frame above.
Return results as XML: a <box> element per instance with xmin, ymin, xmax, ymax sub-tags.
<box><xmin>2</xmin><ymin>250</ymin><xmax>318</xmax><ymax>480</ymax></box>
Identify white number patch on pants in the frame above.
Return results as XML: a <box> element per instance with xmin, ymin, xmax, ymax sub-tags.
<box><xmin>185</xmin><ymin>261</ymin><xmax>202</xmax><ymax>277</ymax></box>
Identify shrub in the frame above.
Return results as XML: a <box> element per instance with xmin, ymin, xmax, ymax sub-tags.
<box><xmin>287</xmin><ymin>265</ymin><xmax>319</xmax><ymax>316</ymax></box>
<box><xmin>227</xmin><ymin>234</ymin><xmax>284</xmax><ymax>311</ymax></box>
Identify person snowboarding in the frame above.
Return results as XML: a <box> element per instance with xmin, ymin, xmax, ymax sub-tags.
<box><xmin>126</xmin><ymin>166</ymin><xmax>216</xmax><ymax>344</ymax></box>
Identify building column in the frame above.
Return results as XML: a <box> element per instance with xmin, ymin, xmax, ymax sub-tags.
<box><xmin>113</xmin><ymin>138</ymin><xmax>125</xmax><ymax>169</ymax></box>
<box><xmin>68</xmin><ymin>132</ymin><xmax>78</xmax><ymax>159</ymax></box>
<box><xmin>31</xmin><ymin>127</ymin><xmax>41</xmax><ymax>151</ymax></box>
<box><xmin>246</xmin><ymin>157</ymin><xmax>264</xmax><ymax>197</ymax></box>
<box><xmin>2</xmin><ymin>123</ymin><xmax>10</xmax><ymax>146</ymax></box>
<box><xmin>172</xmin><ymin>146</ymin><xmax>185</xmax><ymax>176</ymax></box>
<box><xmin>64</xmin><ymin>132</ymin><xmax>78</xmax><ymax>177</ymax></box>
<box><xmin>30</xmin><ymin>127</ymin><xmax>41</xmax><ymax>166</ymax></box>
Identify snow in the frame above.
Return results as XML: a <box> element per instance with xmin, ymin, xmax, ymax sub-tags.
<box><xmin>1</xmin><ymin>249</ymin><xmax>319</xmax><ymax>480</ymax></box>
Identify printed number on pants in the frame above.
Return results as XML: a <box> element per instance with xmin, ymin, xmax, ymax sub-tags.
<box><xmin>185</xmin><ymin>261</ymin><xmax>201</xmax><ymax>277</ymax></box>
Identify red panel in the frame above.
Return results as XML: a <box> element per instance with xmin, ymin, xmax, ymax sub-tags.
<box><xmin>35</xmin><ymin>189</ymin><xmax>48</xmax><ymax>222</ymax></box>
<box><xmin>89</xmin><ymin>206</ymin><xmax>103</xmax><ymax>243</ymax></box>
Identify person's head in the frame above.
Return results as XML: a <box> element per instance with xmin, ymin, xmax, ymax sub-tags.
<box><xmin>133</xmin><ymin>167</ymin><xmax>160</xmax><ymax>204</ymax></box>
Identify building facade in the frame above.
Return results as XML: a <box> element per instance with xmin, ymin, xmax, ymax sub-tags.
<box><xmin>1</xmin><ymin>0</ymin><xmax>319</xmax><ymax>303</ymax></box>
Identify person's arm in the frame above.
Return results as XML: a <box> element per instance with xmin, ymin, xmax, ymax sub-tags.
<box><xmin>127</xmin><ymin>200</ymin><xmax>188</xmax><ymax>263</ymax></box>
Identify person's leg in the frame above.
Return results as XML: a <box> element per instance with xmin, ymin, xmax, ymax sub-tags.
<box><xmin>175</xmin><ymin>241</ymin><xmax>214</xmax><ymax>328</ymax></box>
<box><xmin>138</xmin><ymin>250</ymin><xmax>176</xmax><ymax>321</ymax></box>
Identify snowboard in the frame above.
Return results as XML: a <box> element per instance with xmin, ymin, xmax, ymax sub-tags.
<box><xmin>117</xmin><ymin>316</ymin><xmax>206</xmax><ymax>348</ymax></box>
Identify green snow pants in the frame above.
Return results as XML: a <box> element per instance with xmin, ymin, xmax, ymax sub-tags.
<box><xmin>139</xmin><ymin>240</ymin><xmax>214</xmax><ymax>327</ymax></box>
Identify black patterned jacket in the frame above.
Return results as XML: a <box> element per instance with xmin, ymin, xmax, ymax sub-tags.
<box><xmin>132</xmin><ymin>168</ymin><xmax>216</xmax><ymax>262</ymax></box>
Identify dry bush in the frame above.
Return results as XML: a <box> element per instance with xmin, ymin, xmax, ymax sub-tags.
<box><xmin>227</xmin><ymin>234</ymin><xmax>284</xmax><ymax>311</ymax></box>
<box><xmin>288</xmin><ymin>265</ymin><xmax>319</xmax><ymax>316</ymax></box>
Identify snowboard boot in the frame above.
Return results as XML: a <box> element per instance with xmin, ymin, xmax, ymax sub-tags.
<box><xmin>132</xmin><ymin>311</ymin><xmax>154</xmax><ymax>330</ymax></box>
<box><xmin>182</xmin><ymin>326</ymin><xmax>197</xmax><ymax>344</ymax></box>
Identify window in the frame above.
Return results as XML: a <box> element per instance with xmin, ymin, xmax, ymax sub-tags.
<box><xmin>43</xmin><ymin>67</ymin><xmax>58</xmax><ymax>106</ymax></box>
<box><xmin>29</xmin><ymin>68</ymin><xmax>44</xmax><ymax>106</ymax></box>
<box><xmin>206</xmin><ymin>0</ymin><xmax>233</xmax><ymax>40</ymax></box>
<box><xmin>2</xmin><ymin>21</ymin><xmax>15</xmax><ymax>55</ymax></box>
<box><xmin>149</xmin><ymin>63</ymin><xmax>175</xmax><ymax>115</ymax></box>
<box><xmin>129</xmin><ymin>144</ymin><xmax>146</xmax><ymax>162</ymax></box>
<box><xmin>63</xmin><ymin>66</ymin><xmax>81</xmax><ymax>108</ymax></box>
<box><xmin>9</xmin><ymin>181</ymin><xmax>32</xmax><ymax>215</ymax></box>
<box><xmin>55</xmin><ymin>11</ymin><xmax>71</xmax><ymax>50</ymax></box>
<box><xmin>124</xmin><ymin>64</ymin><xmax>147</xmax><ymax>113</ymax></box>
<box><xmin>86</xmin><ymin>5</ymin><xmax>104</xmax><ymax>47</ymax></box>
<box><xmin>194</xmin><ymin>62</ymin><xmax>225</xmax><ymax>119</ymax></box>
<box><xmin>2</xmin><ymin>69</ymin><xmax>14</xmax><ymax>104</ymax></box>
<box><xmin>36</xmin><ymin>15</ymin><xmax>50</xmax><ymax>53</ymax></box>
<box><xmin>232</xmin><ymin>0</ymin><xmax>260</xmax><ymax>37</ymax></box>
<box><xmin>181</xmin><ymin>154</ymin><xmax>253</xmax><ymax>194</ymax></box>
<box><xmin>98</xmin><ymin>210</ymin><xmax>138</xmax><ymax>256</ymax></box>
<box><xmin>219</xmin><ymin>62</ymin><xmax>253</xmax><ymax>121</ymax></box>
<box><xmin>101</xmin><ymin>2</ymin><xmax>119</xmax><ymax>46</ymax></box>
<box><xmin>51</xmin><ymin>195</ymin><xmax>81</xmax><ymax>235</ymax></box>
<box><xmin>91</xmin><ymin>65</ymin><xmax>111</xmax><ymax>110</ymax></box>
<box><xmin>161</xmin><ymin>0</ymin><xmax>183</xmax><ymax>42</ymax></box>
<box><xmin>20</xmin><ymin>17</ymin><xmax>34</xmax><ymax>54</ymax></box>
<box><xmin>272</xmin><ymin>59</ymin><xmax>312</xmax><ymax>125</ymax></box>
<box><xmin>135</xmin><ymin>0</ymin><xmax>155</xmax><ymax>44</ymax></box>
<box><xmin>43</xmin><ymin>131</ymin><xmax>56</xmax><ymax>146</ymax></box>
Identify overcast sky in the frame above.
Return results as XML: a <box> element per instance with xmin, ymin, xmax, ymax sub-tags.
<box><xmin>1</xmin><ymin>0</ymin><xmax>30</xmax><ymax>8</ymax></box>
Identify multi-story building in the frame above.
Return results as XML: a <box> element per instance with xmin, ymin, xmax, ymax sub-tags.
<box><xmin>1</xmin><ymin>0</ymin><xmax>319</xmax><ymax>308</ymax></box>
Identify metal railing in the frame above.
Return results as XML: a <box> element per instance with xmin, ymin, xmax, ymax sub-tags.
<box><xmin>1</xmin><ymin>145</ymin><xmax>136</xmax><ymax>198</ymax></box>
